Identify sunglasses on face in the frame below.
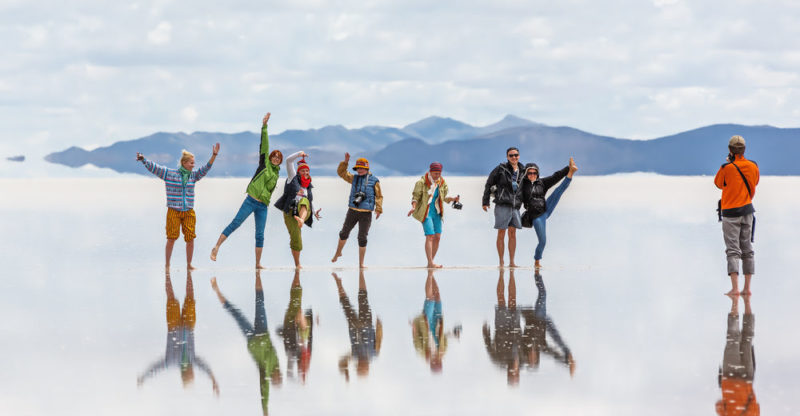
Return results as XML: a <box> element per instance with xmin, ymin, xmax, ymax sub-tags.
<box><xmin>508</xmin><ymin>153</ymin><xmax>520</xmax><ymax>158</ymax></box>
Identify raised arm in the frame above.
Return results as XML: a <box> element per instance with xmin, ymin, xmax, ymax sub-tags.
<box><xmin>195</xmin><ymin>357</ymin><xmax>220</xmax><ymax>395</ymax></box>
<box><xmin>284</xmin><ymin>151</ymin><xmax>305</xmax><ymax>182</ymax></box>
<box><xmin>337</xmin><ymin>152</ymin><xmax>354</xmax><ymax>183</ymax></box>
<box><xmin>193</xmin><ymin>143</ymin><xmax>219</xmax><ymax>182</ymax></box>
<box><xmin>260</xmin><ymin>113</ymin><xmax>271</xmax><ymax>157</ymax></box>
<box><xmin>137</xmin><ymin>154</ymin><xmax>169</xmax><ymax>181</ymax></box>
<box><xmin>137</xmin><ymin>358</ymin><xmax>167</xmax><ymax>386</ymax></box>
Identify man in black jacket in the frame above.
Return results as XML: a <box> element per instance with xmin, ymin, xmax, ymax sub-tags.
<box><xmin>483</xmin><ymin>147</ymin><xmax>525</xmax><ymax>267</ymax></box>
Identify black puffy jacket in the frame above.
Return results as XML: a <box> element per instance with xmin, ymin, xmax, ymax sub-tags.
<box><xmin>274</xmin><ymin>175</ymin><xmax>315</xmax><ymax>227</ymax></box>
<box><xmin>482</xmin><ymin>161</ymin><xmax>527</xmax><ymax>209</ymax></box>
<box><xmin>520</xmin><ymin>165</ymin><xmax>569</xmax><ymax>225</ymax></box>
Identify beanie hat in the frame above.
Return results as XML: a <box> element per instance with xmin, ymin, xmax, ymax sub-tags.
<box><xmin>429</xmin><ymin>162</ymin><xmax>443</xmax><ymax>172</ymax></box>
<box><xmin>297</xmin><ymin>159</ymin><xmax>310</xmax><ymax>173</ymax></box>
<box><xmin>352</xmin><ymin>158</ymin><xmax>370</xmax><ymax>171</ymax></box>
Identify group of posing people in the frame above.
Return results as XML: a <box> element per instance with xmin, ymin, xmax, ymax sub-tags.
<box><xmin>136</xmin><ymin>112</ymin><xmax>579</xmax><ymax>270</ymax></box>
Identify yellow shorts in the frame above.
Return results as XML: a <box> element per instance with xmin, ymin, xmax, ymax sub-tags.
<box><xmin>166</xmin><ymin>296</ymin><xmax>196</xmax><ymax>330</ymax></box>
<box><xmin>166</xmin><ymin>208</ymin><xmax>196</xmax><ymax>242</ymax></box>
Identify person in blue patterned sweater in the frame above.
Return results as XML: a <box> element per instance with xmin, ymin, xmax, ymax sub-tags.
<box><xmin>137</xmin><ymin>142</ymin><xmax>219</xmax><ymax>269</ymax></box>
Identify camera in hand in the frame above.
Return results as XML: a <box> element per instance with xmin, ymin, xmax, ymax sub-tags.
<box><xmin>352</xmin><ymin>191</ymin><xmax>367</xmax><ymax>206</ymax></box>
<box><xmin>451</xmin><ymin>195</ymin><xmax>463</xmax><ymax>210</ymax></box>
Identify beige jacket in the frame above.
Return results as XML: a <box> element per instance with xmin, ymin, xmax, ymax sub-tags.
<box><xmin>411</xmin><ymin>173</ymin><xmax>453</xmax><ymax>222</ymax></box>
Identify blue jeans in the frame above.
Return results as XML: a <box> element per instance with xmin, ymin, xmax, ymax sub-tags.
<box><xmin>533</xmin><ymin>177</ymin><xmax>571</xmax><ymax>260</ymax></box>
<box><xmin>223</xmin><ymin>289</ymin><xmax>268</xmax><ymax>339</ymax></box>
<box><xmin>222</xmin><ymin>195</ymin><xmax>268</xmax><ymax>247</ymax></box>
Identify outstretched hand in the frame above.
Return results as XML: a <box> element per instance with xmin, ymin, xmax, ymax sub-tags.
<box><xmin>314</xmin><ymin>208</ymin><xmax>322</xmax><ymax>220</ymax></box>
<box><xmin>344</xmin><ymin>152</ymin><xmax>350</xmax><ymax>163</ymax></box>
<box><xmin>262</xmin><ymin>112</ymin><xmax>271</xmax><ymax>126</ymax></box>
<box><xmin>136</xmin><ymin>152</ymin><xmax>144</xmax><ymax>161</ymax></box>
<box><xmin>212</xmin><ymin>143</ymin><xmax>220</xmax><ymax>155</ymax></box>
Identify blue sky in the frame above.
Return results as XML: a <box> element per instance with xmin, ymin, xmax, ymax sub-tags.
<box><xmin>2</xmin><ymin>0</ymin><xmax>799</xmax><ymax>160</ymax></box>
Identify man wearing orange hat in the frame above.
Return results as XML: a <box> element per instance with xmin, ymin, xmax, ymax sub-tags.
<box><xmin>407</xmin><ymin>162</ymin><xmax>460</xmax><ymax>268</ymax></box>
<box><xmin>714</xmin><ymin>135</ymin><xmax>759</xmax><ymax>296</ymax></box>
<box><xmin>332</xmin><ymin>152</ymin><xmax>383</xmax><ymax>269</ymax></box>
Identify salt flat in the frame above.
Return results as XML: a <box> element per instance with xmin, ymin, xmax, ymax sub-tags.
<box><xmin>1</xmin><ymin>175</ymin><xmax>797</xmax><ymax>415</ymax></box>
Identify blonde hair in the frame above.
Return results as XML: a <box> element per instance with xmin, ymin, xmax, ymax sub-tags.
<box><xmin>180</xmin><ymin>150</ymin><xmax>195</xmax><ymax>165</ymax></box>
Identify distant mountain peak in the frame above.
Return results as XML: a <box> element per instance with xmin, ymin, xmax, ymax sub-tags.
<box><xmin>403</xmin><ymin>116</ymin><xmax>471</xmax><ymax>130</ymax></box>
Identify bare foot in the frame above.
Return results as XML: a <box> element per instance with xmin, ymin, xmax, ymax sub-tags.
<box><xmin>359</xmin><ymin>264</ymin><xmax>367</xmax><ymax>269</ymax></box>
<box><xmin>332</xmin><ymin>252</ymin><xmax>342</xmax><ymax>263</ymax></box>
<box><xmin>724</xmin><ymin>289</ymin><xmax>740</xmax><ymax>297</ymax></box>
<box><xmin>187</xmin><ymin>264</ymin><xmax>196</xmax><ymax>271</ymax></box>
<box><xmin>567</xmin><ymin>157</ymin><xmax>578</xmax><ymax>178</ymax></box>
<box><xmin>256</xmin><ymin>263</ymin><xmax>266</xmax><ymax>270</ymax></box>
<box><xmin>534</xmin><ymin>260</ymin><xmax>541</xmax><ymax>269</ymax></box>
<box><xmin>294</xmin><ymin>215</ymin><xmax>305</xmax><ymax>228</ymax></box>
<box><xmin>509</xmin><ymin>262</ymin><xmax>519</xmax><ymax>268</ymax></box>
<box><xmin>295</xmin><ymin>264</ymin><xmax>303</xmax><ymax>270</ymax></box>
<box><xmin>210</xmin><ymin>247</ymin><xmax>219</xmax><ymax>261</ymax></box>
<box><xmin>426</xmin><ymin>263</ymin><xmax>443</xmax><ymax>269</ymax></box>
<box><xmin>741</xmin><ymin>289</ymin><xmax>752</xmax><ymax>296</ymax></box>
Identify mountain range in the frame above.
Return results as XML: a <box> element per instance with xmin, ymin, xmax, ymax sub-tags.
<box><xmin>45</xmin><ymin>115</ymin><xmax>799</xmax><ymax>176</ymax></box>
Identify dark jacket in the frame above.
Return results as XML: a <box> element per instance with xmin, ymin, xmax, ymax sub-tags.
<box><xmin>274</xmin><ymin>175</ymin><xmax>315</xmax><ymax>227</ymax></box>
<box><xmin>520</xmin><ymin>165</ymin><xmax>569</xmax><ymax>225</ymax></box>
<box><xmin>482</xmin><ymin>161</ymin><xmax>527</xmax><ymax>209</ymax></box>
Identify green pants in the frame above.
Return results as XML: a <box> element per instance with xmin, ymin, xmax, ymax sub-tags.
<box><xmin>284</xmin><ymin>198</ymin><xmax>310</xmax><ymax>251</ymax></box>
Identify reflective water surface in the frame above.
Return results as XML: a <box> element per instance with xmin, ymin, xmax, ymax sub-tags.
<box><xmin>1</xmin><ymin>176</ymin><xmax>799</xmax><ymax>415</ymax></box>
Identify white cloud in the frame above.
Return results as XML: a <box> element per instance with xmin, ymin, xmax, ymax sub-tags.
<box><xmin>181</xmin><ymin>106</ymin><xmax>198</xmax><ymax>122</ymax></box>
<box><xmin>23</xmin><ymin>25</ymin><xmax>48</xmax><ymax>48</ymax></box>
<box><xmin>147</xmin><ymin>21</ymin><xmax>172</xmax><ymax>45</ymax></box>
<box><xmin>2</xmin><ymin>0</ymin><xmax>800</xmax><ymax>160</ymax></box>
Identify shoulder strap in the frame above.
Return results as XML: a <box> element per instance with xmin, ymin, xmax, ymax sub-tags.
<box><xmin>730</xmin><ymin>162</ymin><xmax>752</xmax><ymax>198</ymax></box>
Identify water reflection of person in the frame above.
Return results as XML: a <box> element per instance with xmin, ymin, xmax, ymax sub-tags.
<box><xmin>716</xmin><ymin>294</ymin><xmax>759</xmax><ymax>415</ymax></box>
<box><xmin>411</xmin><ymin>269</ymin><xmax>461</xmax><ymax>373</ymax></box>
<box><xmin>332</xmin><ymin>270</ymin><xmax>382</xmax><ymax>380</ymax></box>
<box><xmin>482</xmin><ymin>268</ymin><xmax>522</xmax><ymax>385</ymax></box>
<box><xmin>519</xmin><ymin>272</ymin><xmax>575</xmax><ymax>376</ymax></box>
<box><xmin>138</xmin><ymin>270</ymin><xmax>219</xmax><ymax>395</ymax></box>
<box><xmin>211</xmin><ymin>272</ymin><xmax>282</xmax><ymax>415</ymax></box>
<box><xmin>276</xmin><ymin>269</ymin><xmax>313</xmax><ymax>383</ymax></box>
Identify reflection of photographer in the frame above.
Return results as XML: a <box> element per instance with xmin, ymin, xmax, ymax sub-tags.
<box><xmin>332</xmin><ymin>153</ymin><xmax>383</xmax><ymax>269</ymax></box>
<box><xmin>714</xmin><ymin>135</ymin><xmax>759</xmax><ymax>296</ymax></box>
<box><xmin>408</xmin><ymin>162</ymin><xmax>461</xmax><ymax>268</ymax></box>
<box><xmin>716</xmin><ymin>294</ymin><xmax>758</xmax><ymax>415</ymax></box>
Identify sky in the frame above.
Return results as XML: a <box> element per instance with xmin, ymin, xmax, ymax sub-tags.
<box><xmin>2</xmin><ymin>0</ymin><xmax>800</xmax><ymax>161</ymax></box>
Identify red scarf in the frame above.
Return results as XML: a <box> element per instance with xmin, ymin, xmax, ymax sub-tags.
<box><xmin>299</xmin><ymin>175</ymin><xmax>311</xmax><ymax>188</ymax></box>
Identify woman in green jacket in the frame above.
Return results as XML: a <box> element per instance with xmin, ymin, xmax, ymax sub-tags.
<box><xmin>211</xmin><ymin>112</ymin><xmax>282</xmax><ymax>269</ymax></box>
